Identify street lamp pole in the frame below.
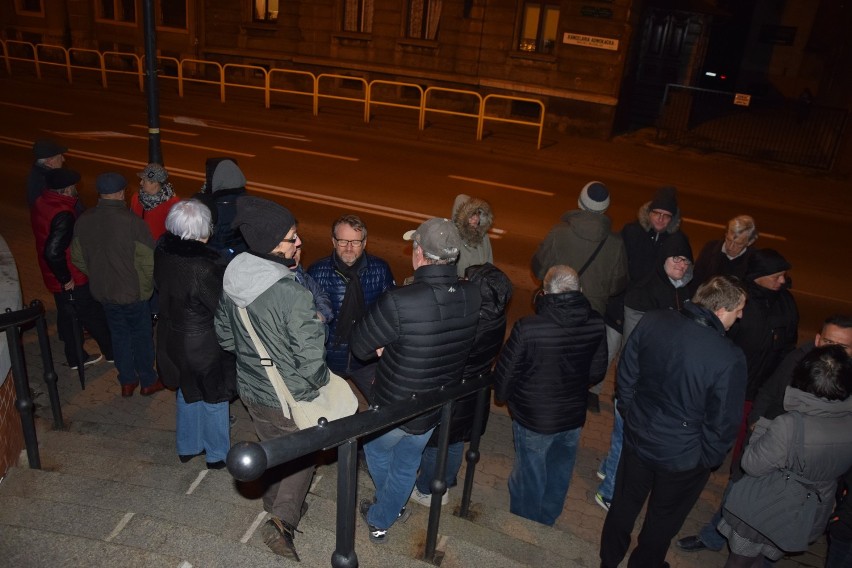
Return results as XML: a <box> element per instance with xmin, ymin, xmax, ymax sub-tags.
<box><xmin>142</xmin><ymin>0</ymin><xmax>163</xmax><ymax>164</ymax></box>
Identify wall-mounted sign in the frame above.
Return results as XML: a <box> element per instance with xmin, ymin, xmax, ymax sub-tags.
<box><xmin>563</xmin><ymin>32</ymin><xmax>619</xmax><ymax>51</ymax></box>
<box><xmin>759</xmin><ymin>25</ymin><xmax>797</xmax><ymax>46</ymax></box>
<box><xmin>580</xmin><ymin>6</ymin><xmax>614</xmax><ymax>19</ymax></box>
<box><xmin>733</xmin><ymin>93</ymin><xmax>751</xmax><ymax>107</ymax></box>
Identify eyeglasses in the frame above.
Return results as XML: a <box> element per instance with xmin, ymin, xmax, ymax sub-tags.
<box><xmin>651</xmin><ymin>210</ymin><xmax>672</xmax><ymax>220</ymax></box>
<box><xmin>334</xmin><ymin>238</ymin><xmax>364</xmax><ymax>248</ymax></box>
<box><xmin>280</xmin><ymin>233</ymin><xmax>300</xmax><ymax>244</ymax></box>
<box><xmin>670</xmin><ymin>256</ymin><xmax>691</xmax><ymax>265</ymax></box>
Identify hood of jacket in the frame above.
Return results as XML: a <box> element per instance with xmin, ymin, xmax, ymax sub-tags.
<box><xmin>222</xmin><ymin>251</ymin><xmax>295</xmax><ymax>307</ymax></box>
<box><xmin>211</xmin><ymin>160</ymin><xmax>247</xmax><ymax>193</ymax></box>
<box><xmin>453</xmin><ymin>194</ymin><xmax>494</xmax><ymax>247</ymax></box>
<box><xmin>558</xmin><ymin>209</ymin><xmax>613</xmax><ymax>243</ymax></box>
<box><xmin>534</xmin><ymin>290</ymin><xmax>593</xmax><ymax>327</ymax></box>
<box><xmin>783</xmin><ymin>386</ymin><xmax>852</xmax><ymax>418</ymax></box>
<box><xmin>636</xmin><ymin>200</ymin><xmax>682</xmax><ymax>234</ymax></box>
<box><xmin>466</xmin><ymin>263</ymin><xmax>513</xmax><ymax>321</ymax></box>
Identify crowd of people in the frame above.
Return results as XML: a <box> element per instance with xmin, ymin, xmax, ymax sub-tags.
<box><xmin>26</xmin><ymin>138</ymin><xmax>852</xmax><ymax>566</ymax></box>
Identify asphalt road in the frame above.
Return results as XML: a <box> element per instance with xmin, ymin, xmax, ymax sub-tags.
<box><xmin>1</xmin><ymin>73</ymin><xmax>849</xmax><ymax>337</ymax></box>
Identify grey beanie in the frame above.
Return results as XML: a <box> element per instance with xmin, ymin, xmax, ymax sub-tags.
<box><xmin>211</xmin><ymin>160</ymin><xmax>247</xmax><ymax>192</ymax></box>
<box><xmin>578</xmin><ymin>181</ymin><xmax>610</xmax><ymax>213</ymax></box>
<box><xmin>231</xmin><ymin>196</ymin><xmax>295</xmax><ymax>253</ymax></box>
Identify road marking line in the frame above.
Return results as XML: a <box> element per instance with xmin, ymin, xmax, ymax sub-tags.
<box><xmin>448</xmin><ymin>175</ymin><xmax>554</xmax><ymax>196</ymax></box>
<box><xmin>792</xmin><ymin>289</ymin><xmax>852</xmax><ymax>305</ymax></box>
<box><xmin>47</xmin><ymin>130</ymin><xmax>255</xmax><ymax>157</ymax></box>
<box><xmin>241</xmin><ymin>511</ymin><xmax>269</xmax><ymax>543</ymax></box>
<box><xmin>273</xmin><ymin>145</ymin><xmax>358</xmax><ymax>161</ymax></box>
<box><xmin>186</xmin><ymin>470</ymin><xmax>208</xmax><ymax>495</ymax></box>
<box><xmin>177</xmin><ymin>561</ymin><xmax>193</xmax><ymax>568</ymax></box>
<box><xmin>169</xmin><ymin>116</ymin><xmax>310</xmax><ymax>141</ymax></box>
<box><xmin>105</xmin><ymin>512</ymin><xmax>135</xmax><ymax>542</ymax></box>
<box><xmin>0</xmin><ymin>101</ymin><xmax>72</xmax><ymax>116</ymax></box>
<box><xmin>129</xmin><ymin>124</ymin><xmax>199</xmax><ymax>136</ymax></box>
<box><xmin>682</xmin><ymin>217</ymin><xmax>786</xmax><ymax>241</ymax></box>
<box><xmin>51</xmin><ymin>130</ymin><xmax>138</xmax><ymax>140</ymax></box>
<box><xmin>163</xmin><ymin>139</ymin><xmax>255</xmax><ymax>157</ymax></box>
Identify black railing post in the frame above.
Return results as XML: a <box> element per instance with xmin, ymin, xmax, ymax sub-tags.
<box><xmin>7</xmin><ymin>321</ymin><xmax>40</xmax><ymax>469</ymax></box>
<box><xmin>459</xmin><ymin>385</ymin><xmax>490</xmax><ymax>519</ymax></box>
<box><xmin>34</xmin><ymin>307</ymin><xmax>64</xmax><ymax>429</ymax></box>
<box><xmin>424</xmin><ymin>399</ymin><xmax>453</xmax><ymax>562</ymax></box>
<box><xmin>331</xmin><ymin>438</ymin><xmax>359</xmax><ymax>568</ymax></box>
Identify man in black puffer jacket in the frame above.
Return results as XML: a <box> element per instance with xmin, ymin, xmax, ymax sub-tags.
<box><xmin>351</xmin><ymin>218</ymin><xmax>481</xmax><ymax>544</ymax></box>
<box><xmin>494</xmin><ymin>264</ymin><xmax>607</xmax><ymax>526</ymax></box>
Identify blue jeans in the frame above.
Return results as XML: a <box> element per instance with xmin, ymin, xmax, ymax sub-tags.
<box><xmin>103</xmin><ymin>301</ymin><xmax>157</xmax><ymax>387</ymax></box>
<box><xmin>364</xmin><ymin>426</ymin><xmax>434</xmax><ymax>529</ymax></box>
<box><xmin>509</xmin><ymin>421</ymin><xmax>582</xmax><ymax>526</ymax></box>
<box><xmin>415</xmin><ymin>442</ymin><xmax>464</xmax><ymax>495</ymax></box>
<box><xmin>827</xmin><ymin>535</ymin><xmax>852</xmax><ymax>568</ymax></box>
<box><xmin>597</xmin><ymin>398</ymin><xmax>624</xmax><ymax>501</ymax></box>
<box><xmin>176</xmin><ymin>389</ymin><xmax>230</xmax><ymax>463</ymax></box>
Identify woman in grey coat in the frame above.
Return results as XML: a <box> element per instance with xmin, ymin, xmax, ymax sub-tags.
<box><xmin>718</xmin><ymin>345</ymin><xmax>852</xmax><ymax>567</ymax></box>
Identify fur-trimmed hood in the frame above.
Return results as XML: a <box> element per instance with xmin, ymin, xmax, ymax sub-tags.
<box><xmin>452</xmin><ymin>194</ymin><xmax>494</xmax><ymax>247</ymax></box>
<box><xmin>636</xmin><ymin>200</ymin><xmax>682</xmax><ymax>234</ymax></box>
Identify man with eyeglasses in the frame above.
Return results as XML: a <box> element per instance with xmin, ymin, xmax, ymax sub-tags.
<box><xmin>691</xmin><ymin>215</ymin><xmax>759</xmax><ymax>291</ymax></box>
<box><xmin>307</xmin><ymin>214</ymin><xmax>394</xmax><ymax>394</ymax></box>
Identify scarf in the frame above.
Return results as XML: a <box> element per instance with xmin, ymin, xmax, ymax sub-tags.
<box><xmin>138</xmin><ymin>181</ymin><xmax>175</xmax><ymax>211</ymax></box>
<box><xmin>333</xmin><ymin>252</ymin><xmax>366</xmax><ymax>346</ymax></box>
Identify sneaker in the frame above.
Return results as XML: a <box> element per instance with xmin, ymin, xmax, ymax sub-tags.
<box><xmin>70</xmin><ymin>354</ymin><xmax>103</xmax><ymax>370</ymax></box>
<box><xmin>261</xmin><ymin>517</ymin><xmax>300</xmax><ymax>561</ymax></box>
<box><xmin>409</xmin><ymin>487</ymin><xmax>448</xmax><ymax>507</ymax></box>
<box><xmin>596</xmin><ymin>468</ymin><xmax>606</xmax><ymax>481</ymax></box>
<box><xmin>359</xmin><ymin>499</ymin><xmax>388</xmax><ymax>544</ymax></box>
<box><xmin>594</xmin><ymin>492</ymin><xmax>612</xmax><ymax>512</ymax></box>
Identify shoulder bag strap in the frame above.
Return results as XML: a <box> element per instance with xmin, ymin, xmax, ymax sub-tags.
<box><xmin>236</xmin><ymin>306</ymin><xmax>297</xmax><ymax>416</ymax></box>
<box><xmin>577</xmin><ymin>236</ymin><xmax>608</xmax><ymax>277</ymax></box>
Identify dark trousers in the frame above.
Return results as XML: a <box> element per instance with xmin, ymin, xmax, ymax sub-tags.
<box><xmin>53</xmin><ymin>283</ymin><xmax>113</xmax><ymax>366</ymax></box>
<box><xmin>600</xmin><ymin>446</ymin><xmax>711</xmax><ymax>568</ymax></box>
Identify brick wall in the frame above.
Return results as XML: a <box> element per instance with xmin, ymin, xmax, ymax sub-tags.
<box><xmin>0</xmin><ymin>372</ymin><xmax>24</xmax><ymax>478</ymax></box>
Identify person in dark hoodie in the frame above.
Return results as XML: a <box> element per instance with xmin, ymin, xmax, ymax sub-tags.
<box><xmin>452</xmin><ymin>194</ymin><xmax>494</xmax><ymax>277</ymax></box>
<box><xmin>194</xmin><ymin>158</ymin><xmax>248</xmax><ymax>261</ymax></box>
<box><xmin>494</xmin><ymin>264</ymin><xmax>607</xmax><ymax>526</ymax></box>
<box><xmin>620</xmin><ymin>185</ymin><xmax>686</xmax><ymax>283</ymax></box>
<box><xmin>411</xmin><ymin>263</ymin><xmax>513</xmax><ymax>507</ymax></box>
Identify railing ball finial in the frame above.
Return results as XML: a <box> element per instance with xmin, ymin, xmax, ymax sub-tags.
<box><xmin>226</xmin><ymin>441</ymin><xmax>268</xmax><ymax>481</ymax></box>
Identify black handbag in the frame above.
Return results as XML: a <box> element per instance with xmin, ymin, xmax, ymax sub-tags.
<box><xmin>723</xmin><ymin>412</ymin><xmax>821</xmax><ymax>552</ymax></box>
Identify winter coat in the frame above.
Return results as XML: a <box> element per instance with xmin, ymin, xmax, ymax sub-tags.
<box><xmin>130</xmin><ymin>192</ymin><xmax>180</xmax><ymax>242</ymax></box>
<box><xmin>307</xmin><ymin>252</ymin><xmax>394</xmax><ymax>375</ymax></box>
<box><xmin>690</xmin><ymin>238</ymin><xmax>753</xmax><ymax>292</ymax></box>
<box><xmin>350</xmin><ymin>263</ymin><xmax>481</xmax><ymax>434</ymax></box>
<box><xmin>71</xmin><ymin>198</ymin><xmax>155</xmax><ymax>305</ymax></box>
<box><xmin>193</xmin><ymin>187</ymin><xmax>248</xmax><ymax>261</ymax></box>
<box><xmin>154</xmin><ymin>233</ymin><xmax>236</xmax><ymax>404</ymax></box>
<box><xmin>531</xmin><ymin>209</ymin><xmax>628</xmax><ymax>316</ymax></box>
<box><xmin>426</xmin><ymin>263</ymin><xmax>513</xmax><ymax>447</ymax></box>
<box><xmin>621</xmin><ymin>200</ymin><xmax>686</xmax><ymax>283</ymax></box>
<box><xmin>721</xmin><ymin>388</ymin><xmax>852</xmax><ymax>557</ymax></box>
<box><xmin>292</xmin><ymin>265</ymin><xmax>334</xmax><ymax>325</ymax></box>
<box><xmin>215</xmin><ymin>252</ymin><xmax>329</xmax><ymax>411</ymax></box>
<box><xmin>494</xmin><ymin>290</ymin><xmax>607</xmax><ymax>435</ymax></box>
<box><xmin>31</xmin><ymin>190</ymin><xmax>89</xmax><ymax>292</ymax></box>
<box><xmin>619</xmin><ymin>302</ymin><xmax>747</xmax><ymax>471</ymax></box>
<box><xmin>749</xmin><ymin>342</ymin><xmax>813</xmax><ymax>425</ymax></box>
<box><xmin>728</xmin><ymin>281</ymin><xmax>798</xmax><ymax>400</ymax></box>
<box><xmin>452</xmin><ymin>194</ymin><xmax>494</xmax><ymax>277</ymax></box>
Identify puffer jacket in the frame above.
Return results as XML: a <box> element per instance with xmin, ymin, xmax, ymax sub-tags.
<box><xmin>307</xmin><ymin>252</ymin><xmax>394</xmax><ymax>374</ymax></box>
<box><xmin>494</xmin><ymin>290</ymin><xmax>607</xmax><ymax>435</ymax></box>
<box><xmin>621</xmin><ymin>201</ymin><xmax>685</xmax><ymax>283</ymax></box>
<box><xmin>725</xmin><ymin>388</ymin><xmax>852</xmax><ymax>548</ymax></box>
<box><xmin>532</xmin><ymin>209</ymin><xmax>628</xmax><ymax>315</ymax></box>
<box><xmin>155</xmin><ymin>234</ymin><xmax>236</xmax><ymax>403</ymax></box>
<box><xmin>215</xmin><ymin>252</ymin><xmax>329</xmax><ymax>410</ymax></box>
<box><xmin>452</xmin><ymin>194</ymin><xmax>494</xmax><ymax>277</ymax></box>
<box><xmin>350</xmin><ymin>263</ymin><xmax>481</xmax><ymax>434</ymax></box>
<box><xmin>31</xmin><ymin>190</ymin><xmax>88</xmax><ymax>292</ymax></box>
<box><xmin>619</xmin><ymin>303</ymin><xmax>747</xmax><ymax>471</ymax></box>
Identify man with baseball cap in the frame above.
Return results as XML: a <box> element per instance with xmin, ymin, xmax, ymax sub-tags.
<box><xmin>71</xmin><ymin>172</ymin><xmax>162</xmax><ymax>397</ymax></box>
<box><xmin>27</xmin><ymin>138</ymin><xmax>71</xmax><ymax>209</ymax></box>
<box><xmin>31</xmin><ymin>168</ymin><xmax>113</xmax><ymax>370</ymax></box>
<box><xmin>351</xmin><ymin>217</ymin><xmax>481</xmax><ymax>544</ymax></box>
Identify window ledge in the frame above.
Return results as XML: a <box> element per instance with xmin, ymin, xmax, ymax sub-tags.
<box><xmin>242</xmin><ymin>22</ymin><xmax>278</xmax><ymax>35</ymax></box>
<box><xmin>508</xmin><ymin>51</ymin><xmax>557</xmax><ymax>64</ymax></box>
<box><xmin>397</xmin><ymin>38</ymin><xmax>439</xmax><ymax>53</ymax></box>
<box><xmin>333</xmin><ymin>31</ymin><xmax>372</xmax><ymax>46</ymax></box>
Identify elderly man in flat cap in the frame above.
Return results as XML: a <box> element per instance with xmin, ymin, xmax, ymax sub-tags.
<box><xmin>27</xmin><ymin>139</ymin><xmax>75</xmax><ymax>210</ymax></box>
<box><xmin>71</xmin><ymin>172</ymin><xmax>162</xmax><ymax>397</ymax></box>
<box><xmin>214</xmin><ymin>196</ymin><xmax>329</xmax><ymax>562</ymax></box>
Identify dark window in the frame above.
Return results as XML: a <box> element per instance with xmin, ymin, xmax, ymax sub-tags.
<box><xmin>343</xmin><ymin>0</ymin><xmax>373</xmax><ymax>33</ymax></box>
<box><xmin>407</xmin><ymin>0</ymin><xmax>442</xmax><ymax>40</ymax></box>
<box><xmin>100</xmin><ymin>0</ymin><xmax>137</xmax><ymax>23</ymax></box>
<box><xmin>519</xmin><ymin>2</ymin><xmax>559</xmax><ymax>54</ymax></box>
<box><xmin>160</xmin><ymin>0</ymin><xmax>187</xmax><ymax>29</ymax></box>
<box><xmin>20</xmin><ymin>0</ymin><xmax>42</xmax><ymax>12</ymax></box>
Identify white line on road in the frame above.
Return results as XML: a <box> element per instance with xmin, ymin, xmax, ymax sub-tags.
<box><xmin>448</xmin><ymin>175</ymin><xmax>555</xmax><ymax>197</ymax></box>
<box><xmin>185</xmin><ymin>470</ymin><xmax>209</xmax><ymax>495</ymax></box>
<box><xmin>273</xmin><ymin>145</ymin><xmax>358</xmax><ymax>161</ymax></box>
<box><xmin>0</xmin><ymin>101</ymin><xmax>72</xmax><ymax>116</ymax></box>
<box><xmin>162</xmin><ymin>139</ymin><xmax>255</xmax><ymax>157</ymax></box>
<box><xmin>682</xmin><ymin>217</ymin><xmax>786</xmax><ymax>241</ymax></box>
<box><xmin>241</xmin><ymin>511</ymin><xmax>269</xmax><ymax>543</ymax></box>
<box><xmin>129</xmin><ymin>124</ymin><xmax>199</xmax><ymax>137</ymax></box>
<box><xmin>169</xmin><ymin>116</ymin><xmax>310</xmax><ymax>142</ymax></box>
<box><xmin>793</xmin><ymin>289</ymin><xmax>852</xmax><ymax>305</ymax></box>
<box><xmin>105</xmin><ymin>512</ymin><xmax>135</xmax><ymax>542</ymax></box>
<box><xmin>46</xmin><ymin>130</ymin><xmax>255</xmax><ymax>157</ymax></box>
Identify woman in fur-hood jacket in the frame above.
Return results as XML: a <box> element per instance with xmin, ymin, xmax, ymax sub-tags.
<box><xmin>452</xmin><ymin>194</ymin><xmax>494</xmax><ymax>277</ymax></box>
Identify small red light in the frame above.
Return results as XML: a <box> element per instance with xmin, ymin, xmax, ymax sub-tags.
<box><xmin>720</xmin><ymin>75</ymin><xmax>727</xmax><ymax>80</ymax></box>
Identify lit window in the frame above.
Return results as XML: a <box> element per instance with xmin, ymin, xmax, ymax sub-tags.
<box><xmin>159</xmin><ymin>0</ymin><xmax>187</xmax><ymax>29</ymax></box>
<box><xmin>99</xmin><ymin>0</ymin><xmax>137</xmax><ymax>23</ymax></box>
<box><xmin>407</xmin><ymin>0</ymin><xmax>442</xmax><ymax>40</ymax></box>
<box><xmin>343</xmin><ymin>0</ymin><xmax>373</xmax><ymax>33</ymax></box>
<box><xmin>519</xmin><ymin>2</ymin><xmax>559</xmax><ymax>54</ymax></box>
<box><xmin>254</xmin><ymin>0</ymin><xmax>279</xmax><ymax>22</ymax></box>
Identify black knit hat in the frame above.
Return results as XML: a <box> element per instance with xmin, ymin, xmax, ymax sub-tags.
<box><xmin>650</xmin><ymin>186</ymin><xmax>678</xmax><ymax>216</ymax></box>
<box><xmin>661</xmin><ymin>231</ymin><xmax>693</xmax><ymax>263</ymax></box>
<box><xmin>745</xmin><ymin>248</ymin><xmax>791</xmax><ymax>281</ymax></box>
<box><xmin>231</xmin><ymin>196</ymin><xmax>296</xmax><ymax>253</ymax></box>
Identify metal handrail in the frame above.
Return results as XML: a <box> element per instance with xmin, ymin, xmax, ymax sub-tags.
<box><xmin>227</xmin><ymin>373</ymin><xmax>493</xmax><ymax>567</ymax></box>
<box><xmin>421</xmin><ymin>86</ymin><xmax>482</xmax><ymax>132</ymax></box>
<box><xmin>366</xmin><ymin>80</ymin><xmax>424</xmax><ymax>125</ymax></box>
<box><xmin>316</xmin><ymin>73</ymin><xmax>369</xmax><ymax>122</ymax></box>
<box><xmin>480</xmin><ymin>94</ymin><xmax>545</xmax><ymax>149</ymax></box>
<box><xmin>0</xmin><ymin>300</ymin><xmax>64</xmax><ymax>470</ymax></box>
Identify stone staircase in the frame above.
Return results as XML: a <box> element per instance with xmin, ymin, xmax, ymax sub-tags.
<box><xmin>0</xmin><ymin>414</ymin><xmax>598</xmax><ymax>568</ymax></box>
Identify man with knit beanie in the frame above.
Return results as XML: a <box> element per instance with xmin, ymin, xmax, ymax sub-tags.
<box><xmin>193</xmin><ymin>158</ymin><xmax>249</xmax><ymax>261</ymax></box>
<box><xmin>532</xmin><ymin>181</ymin><xmax>628</xmax><ymax>412</ymax></box>
<box><xmin>214</xmin><ymin>196</ymin><xmax>330</xmax><ymax>562</ymax></box>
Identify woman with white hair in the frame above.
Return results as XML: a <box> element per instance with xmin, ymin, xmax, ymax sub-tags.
<box><xmin>154</xmin><ymin>199</ymin><xmax>236</xmax><ymax>469</ymax></box>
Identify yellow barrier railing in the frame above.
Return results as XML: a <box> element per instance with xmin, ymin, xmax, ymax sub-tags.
<box><xmin>1</xmin><ymin>39</ymin><xmax>545</xmax><ymax>148</ymax></box>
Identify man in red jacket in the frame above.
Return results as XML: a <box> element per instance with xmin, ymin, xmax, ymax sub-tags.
<box><xmin>30</xmin><ymin>168</ymin><xmax>112</xmax><ymax>369</ymax></box>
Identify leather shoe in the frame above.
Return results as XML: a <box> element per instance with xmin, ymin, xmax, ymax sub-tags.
<box><xmin>261</xmin><ymin>517</ymin><xmax>300</xmax><ymax>561</ymax></box>
<box><xmin>140</xmin><ymin>379</ymin><xmax>165</xmax><ymax>396</ymax></box>
<box><xmin>676</xmin><ymin>535</ymin><xmax>708</xmax><ymax>552</ymax></box>
<box><xmin>121</xmin><ymin>383</ymin><xmax>139</xmax><ymax>397</ymax></box>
